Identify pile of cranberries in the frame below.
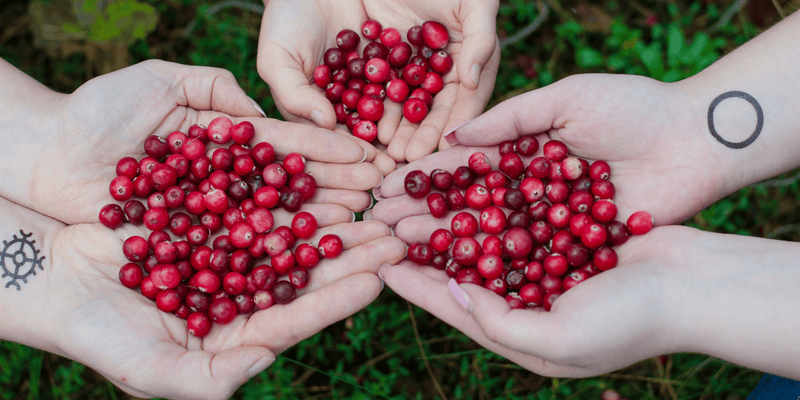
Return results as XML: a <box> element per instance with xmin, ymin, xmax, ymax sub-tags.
<box><xmin>315</xmin><ymin>20</ymin><xmax>452</xmax><ymax>142</ymax></box>
<box><xmin>98</xmin><ymin>117</ymin><xmax>343</xmax><ymax>337</ymax></box>
<box><xmin>403</xmin><ymin>136</ymin><xmax>653</xmax><ymax>311</ymax></box>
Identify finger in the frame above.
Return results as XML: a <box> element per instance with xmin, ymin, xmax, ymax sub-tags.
<box><xmin>280</xmin><ymin>113</ymin><xmax>380</xmax><ymax>163</ymax></box>
<box><xmin>393</xmin><ymin>210</ymin><xmax>484</xmax><ymax>244</ymax></box>
<box><xmin>244</xmin><ymin>118</ymin><xmax>367</xmax><ymax>164</ymax></box>
<box><xmin>372</xmin><ymin>150</ymin><xmax>398</xmax><ymax>177</ymax></box>
<box><xmin>309</xmin><ymin>188</ymin><xmax>373</xmax><ymax>212</ymax></box>
<box><xmin>448</xmin><ymin>82</ymin><xmax>564</xmax><ymax>147</ymax></box>
<box><xmin>271</xmin><ymin>203</ymin><xmax>354</xmax><ymax>227</ymax></box>
<box><xmin>386</xmin><ymin>119</ymin><xmax>419</xmax><ymax>162</ymax></box>
<box><xmin>115</xmin><ymin>343</ymin><xmax>274</xmax><ymax>400</ymax></box>
<box><xmin>440</xmin><ymin>46</ymin><xmax>500</xmax><ymax>150</ymax></box>
<box><xmin>301</xmin><ymin>235</ymin><xmax>406</xmax><ymax>293</ymax></box>
<box><xmin>369</xmin><ymin>195</ymin><xmax>428</xmax><ymax>227</ymax></box>
<box><xmin>378</xmin><ymin>262</ymin><xmax>584</xmax><ymax>376</ymax></box>
<box><xmin>141</xmin><ymin>60</ymin><xmax>265</xmax><ymax>119</ymax></box>
<box><xmin>377</xmin><ymin>99</ymin><xmax>404</xmax><ymax>145</ymax></box>
<box><xmin>455</xmin><ymin>2</ymin><xmax>500</xmax><ymax>90</ymax></box>
<box><xmin>404</xmin><ymin>85</ymin><xmax>459</xmax><ymax>162</ymax></box>
<box><xmin>256</xmin><ymin>41</ymin><xmax>336</xmax><ymax>129</ymax></box>
<box><xmin>304</xmin><ymin>160</ymin><xmax>383</xmax><ymax>191</ymax></box>
<box><xmin>243</xmin><ymin>272</ymin><xmax>382</xmax><ymax>353</ymax></box>
<box><xmin>378</xmin><ymin>146</ymin><xmax>476</xmax><ymax>198</ymax></box>
<box><xmin>456</xmin><ymin>281</ymin><xmax>567</xmax><ymax>359</ymax></box>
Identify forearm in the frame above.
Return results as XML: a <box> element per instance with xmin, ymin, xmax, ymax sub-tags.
<box><xmin>676</xmin><ymin>11</ymin><xmax>800</xmax><ymax>195</ymax></box>
<box><xmin>0</xmin><ymin>195</ymin><xmax>64</xmax><ymax>355</ymax></box>
<box><xmin>0</xmin><ymin>58</ymin><xmax>66</xmax><ymax>210</ymax></box>
<box><xmin>676</xmin><ymin>231</ymin><xmax>800</xmax><ymax>379</ymax></box>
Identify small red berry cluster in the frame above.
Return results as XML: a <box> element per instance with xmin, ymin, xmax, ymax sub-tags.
<box><xmin>403</xmin><ymin>137</ymin><xmax>653</xmax><ymax>311</ymax></box>
<box><xmin>314</xmin><ymin>20</ymin><xmax>452</xmax><ymax>142</ymax></box>
<box><xmin>98</xmin><ymin>117</ymin><xmax>343</xmax><ymax>337</ymax></box>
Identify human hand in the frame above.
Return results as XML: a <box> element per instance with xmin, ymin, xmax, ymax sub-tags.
<box><xmin>48</xmin><ymin>212</ymin><xmax>405</xmax><ymax>399</ymax></box>
<box><xmin>257</xmin><ymin>0</ymin><xmax>500</xmax><ymax>164</ymax></box>
<box><xmin>25</xmin><ymin>60</ymin><xmax>380</xmax><ymax>224</ymax></box>
<box><xmin>371</xmin><ymin>74</ymin><xmax>727</xmax><ymax>227</ymax></box>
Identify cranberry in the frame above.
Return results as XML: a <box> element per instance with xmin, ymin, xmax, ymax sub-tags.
<box><xmin>543</xmin><ymin>140</ymin><xmax>568</xmax><ymax>162</ymax></box>
<box><xmin>314</xmin><ymin>65</ymin><xmax>332</xmax><ymax>88</ymax></box>
<box><xmin>444</xmin><ymin>258</ymin><xmax>464</xmax><ymax>278</ymax></box>
<box><xmin>186</xmin><ymin>291</ymin><xmax>210</xmax><ymax>312</ymax></box>
<box><xmin>99</xmin><ymin>204</ymin><xmax>125</xmax><ymax>229</ymax></box>
<box><xmin>466</xmin><ymin>184</ymin><xmax>492</xmax><ymax>210</ymax></box>
<box><xmin>289</xmin><ymin>172</ymin><xmax>317</xmax><ymax>201</ymax></box>
<box><xmin>455</xmin><ymin>268</ymin><xmax>484</xmax><ymax>285</ymax></box>
<box><xmin>430</xmin><ymin>169</ymin><xmax>454</xmax><ymax>191</ymax></box>
<box><xmin>430</xmin><ymin>229</ymin><xmax>454</xmax><ymax>253</ymax></box>
<box><xmin>529</xmin><ymin>220</ymin><xmax>553</xmax><ymax>245</ymax></box>
<box><xmin>353</xmin><ymin>120</ymin><xmax>378</xmax><ymax>142</ymax></box>
<box><xmin>122</xmin><ymin>236</ymin><xmax>148</xmax><ymax>262</ymax></box>
<box><xmin>607</xmin><ymin>221</ymin><xmax>631</xmax><ymax>245</ymax></box>
<box><xmin>119</xmin><ymin>263</ymin><xmax>143</xmax><ymax>288</ymax></box>
<box><xmin>545</xmin><ymin>181</ymin><xmax>570</xmax><ymax>203</ymax></box>
<box><xmin>519</xmin><ymin>283</ymin><xmax>543</xmax><ymax>306</ymax></box>
<box><xmin>318</xmin><ymin>234</ymin><xmax>344</xmax><ymax>258</ymax></box>
<box><xmin>403</xmin><ymin>98</ymin><xmax>428</xmax><ymax>123</ymax></box>
<box><xmin>451</xmin><ymin>212</ymin><xmax>479</xmax><ymax>238</ymax></box>
<box><xmin>452</xmin><ymin>166</ymin><xmax>476</xmax><ymax>189</ymax></box>
<box><xmin>581</xmin><ymin>223</ymin><xmax>608</xmax><ymax>249</ymax></box>
<box><xmin>421</xmin><ymin>20</ymin><xmax>449</xmax><ymax>49</ymax></box>
<box><xmin>476</xmin><ymin>254</ymin><xmax>503</xmax><ymax>280</ymax></box>
<box><xmin>409</xmin><ymin>88</ymin><xmax>433</xmax><ymax>108</ymax></box>
<box><xmin>404</xmin><ymin>170</ymin><xmax>432</xmax><ymax>198</ymax></box>
<box><xmin>273</xmin><ymin>281</ymin><xmax>297</xmax><ymax>304</ymax></box>
<box><xmin>292</xmin><ymin>212</ymin><xmax>318</xmax><ymax>239</ymax></box>
<box><xmin>208</xmin><ymin>298</ymin><xmax>237</xmax><ymax>325</ymax></box>
<box><xmin>594</xmin><ymin>247</ymin><xmax>618</xmax><ymax>270</ymax></box>
<box><xmin>427</xmin><ymin>193</ymin><xmax>449</xmax><ymax>218</ymax></box>
<box><xmin>445</xmin><ymin>188</ymin><xmax>466</xmax><ymax>210</ymax></box>
<box><xmin>527</xmin><ymin>157</ymin><xmax>551</xmax><ymax>179</ymax></box>
<box><xmin>524</xmin><ymin>261</ymin><xmax>544</xmax><ymax>282</ymax></box>
<box><xmin>479</xmin><ymin>206</ymin><xmax>507</xmax><ymax>235</ymax></box>
<box><xmin>561</xmin><ymin>157</ymin><xmax>583</xmax><ymax>180</ymax></box>
<box><xmin>336</xmin><ymin>29</ymin><xmax>360</xmax><ymax>51</ymax></box>
<box><xmin>361</xmin><ymin>20</ymin><xmax>382</xmax><ymax>40</ymax></box>
<box><xmin>388</xmin><ymin>42</ymin><xmax>412</xmax><ymax>68</ymax></box>
<box><xmin>452</xmin><ymin>237</ymin><xmax>481</xmax><ymax>266</ymax></box>
<box><xmin>407</xmin><ymin>243</ymin><xmax>434</xmax><ymax>265</ymax></box>
<box><xmin>590</xmin><ymin>160</ymin><xmax>611</xmax><ymax>180</ymax></box>
<box><xmin>547</xmin><ymin>203</ymin><xmax>572</xmax><ymax>229</ymax></box>
<box><xmin>591</xmin><ymin>199</ymin><xmax>618</xmax><ymax>223</ymax></box>
<box><xmin>628</xmin><ymin>211</ymin><xmax>654</xmax><ymax>235</ymax></box>
<box><xmin>568</xmin><ymin>190</ymin><xmax>594</xmax><ymax>214</ymax></box>
<box><xmin>429</xmin><ymin>51</ymin><xmax>453</xmax><ymax>74</ymax></box>
<box><xmin>503</xmin><ymin>188</ymin><xmax>526</xmax><ymax>210</ymax></box>
<box><xmin>468</xmin><ymin>152</ymin><xmax>492</xmax><ymax>176</ymax></box>
<box><xmin>499</xmin><ymin>153</ymin><xmax>525</xmax><ymax>179</ymax></box>
<box><xmin>566</xmin><ymin>244</ymin><xmax>590</xmax><ymax>267</ymax></box>
<box><xmin>543</xmin><ymin>254</ymin><xmax>569</xmax><ymax>276</ymax></box>
<box><xmin>295</xmin><ymin>244</ymin><xmax>321</xmax><ymax>269</ymax></box>
<box><xmin>363</xmin><ymin>42</ymin><xmax>389</xmax><ymax>60</ymax></box>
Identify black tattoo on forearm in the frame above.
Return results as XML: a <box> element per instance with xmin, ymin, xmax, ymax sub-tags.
<box><xmin>1</xmin><ymin>231</ymin><xmax>45</xmax><ymax>291</ymax></box>
<box><xmin>707</xmin><ymin>91</ymin><xmax>763</xmax><ymax>149</ymax></box>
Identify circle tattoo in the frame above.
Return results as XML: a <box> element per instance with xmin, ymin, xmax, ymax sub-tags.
<box><xmin>707</xmin><ymin>91</ymin><xmax>763</xmax><ymax>149</ymax></box>
<box><xmin>1</xmin><ymin>230</ymin><xmax>46</xmax><ymax>291</ymax></box>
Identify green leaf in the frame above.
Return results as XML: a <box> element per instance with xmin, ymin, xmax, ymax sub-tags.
<box><xmin>667</xmin><ymin>24</ymin><xmax>684</xmax><ymax>67</ymax></box>
<box><xmin>576</xmin><ymin>47</ymin><xmax>604</xmax><ymax>68</ymax></box>
<box><xmin>637</xmin><ymin>43</ymin><xmax>665</xmax><ymax>76</ymax></box>
<box><xmin>680</xmin><ymin>33</ymin><xmax>709</xmax><ymax>65</ymax></box>
<box><xmin>661</xmin><ymin>69</ymin><xmax>681</xmax><ymax>82</ymax></box>
<box><xmin>607</xmin><ymin>54</ymin><xmax>627</xmax><ymax>71</ymax></box>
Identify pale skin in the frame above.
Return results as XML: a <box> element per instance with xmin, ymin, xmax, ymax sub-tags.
<box><xmin>0</xmin><ymin>59</ymin><xmax>408</xmax><ymax>399</ymax></box>
<box><xmin>371</xmin><ymin>10</ymin><xmax>800</xmax><ymax>380</ymax></box>
<box><xmin>256</xmin><ymin>0</ymin><xmax>500</xmax><ymax>165</ymax></box>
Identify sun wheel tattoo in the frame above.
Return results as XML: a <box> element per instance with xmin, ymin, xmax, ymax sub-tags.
<box><xmin>1</xmin><ymin>230</ymin><xmax>46</xmax><ymax>291</ymax></box>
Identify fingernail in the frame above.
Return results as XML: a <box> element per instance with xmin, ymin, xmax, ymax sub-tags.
<box><xmin>469</xmin><ymin>63</ymin><xmax>481</xmax><ymax>87</ymax></box>
<box><xmin>372</xmin><ymin>186</ymin><xmax>384</xmax><ymax>202</ymax></box>
<box><xmin>377</xmin><ymin>171</ymin><xmax>384</xmax><ymax>188</ymax></box>
<box><xmin>350</xmin><ymin>210</ymin><xmax>356</xmax><ymax>223</ymax></box>
<box><xmin>448</xmin><ymin>279</ymin><xmax>471</xmax><ymax>312</ymax></box>
<box><xmin>443</xmin><ymin>121</ymin><xmax>470</xmax><ymax>147</ymax></box>
<box><xmin>363</xmin><ymin>210</ymin><xmax>372</xmax><ymax>221</ymax></box>
<box><xmin>368</xmin><ymin>195</ymin><xmax>375</xmax><ymax>210</ymax></box>
<box><xmin>389</xmin><ymin>226</ymin><xmax>395</xmax><ymax>237</ymax></box>
<box><xmin>310</xmin><ymin>109</ymin><xmax>325</xmax><ymax>126</ymax></box>
<box><xmin>246</xmin><ymin>357</ymin><xmax>274</xmax><ymax>378</ymax></box>
<box><xmin>359</xmin><ymin>147</ymin><xmax>368</xmax><ymax>163</ymax></box>
<box><xmin>377</xmin><ymin>263</ymin><xmax>390</xmax><ymax>282</ymax></box>
<box><xmin>248</xmin><ymin>96</ymin><xmax>266</xmax><ymax>118</ymax></box>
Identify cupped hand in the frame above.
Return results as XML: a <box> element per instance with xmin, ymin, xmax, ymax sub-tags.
<box><xmin>257</xmin><ymin>0</ymin><xmax>500</xmax><ymax>164</ymax></box>
<box><xmin>372</xmin><ymin>74</ymin><xmax>726</xmax><ymax>228</ymax></box>
<box><xmin>30</xmin><ymin>59</ymin><xmax>380</xmax><ymax>224</ymax></box>
<box><xmin>377</xmin><ymin>225</ymin><xmax>695</xmax><ymax>376</ymax></box>
<box><xmin>49</xmin><ymin>210</ymin><xmax>406</xmax><ymax>399</ymax></box>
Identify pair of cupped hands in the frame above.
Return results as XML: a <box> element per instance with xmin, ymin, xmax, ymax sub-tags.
<box><xmin>26</xmin><ymin>5</ymin><xmax>756</xmax><ymax>398</ymax></box>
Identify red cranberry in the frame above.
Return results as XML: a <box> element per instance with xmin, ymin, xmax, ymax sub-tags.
<box><xmin>503</xmin><ymin>227</ymin><xmax>533</xmax><ymax>258</ymax></box>
<box><xmin>581</xmin><ymin>223</ymin><xmax>608</xmax><ymax>249</ymax></box>
<box><xmin>99</xmin><ymin>204</ymin><xmax>125</xmax><ymax>229</ymax></box>
<box><xmin>594</xmin><ymin>247</ymin><xmax>618</xmax><ymax>270</ymax></box>
<box><xmin>208</xmin><ymin>298</ymin><xmax>237</xmax><ymax>325</ymax></box>
<box><xmin>295</xmin><ymin>244</ymin><xmax>321</xmax><ymax>269</ymax></box>
<box><xmin>336</xmin><ymin>29</ymin><xmax>360</xmax><ymax>51</ymax></box>
<box><xmin>403</xmin><ymin>98</ymin><xmax>428</xmax><ymax>123</ymax></box>
<box><xmin>499</xmin><ymin>153</ymin><xmax>525</xmax><ymax>179</ymax></box>
<box><xmin>318</xmin><ymin>234</ymin><xmax>343</xmax><ymax>258</ymax></box>
<box><xmin>628</xmin><ymin>211</ymin><xmax>654</xmax><ymax>235</ymax></box>
<box><xmin>430</xmin><ymin>229</ymin><xmax>454</xmax><ymax>253</ymax></box>
<box><xmin>122</xmin><ymin>236</ymin><xmax>148</xmax><ymax>262</ymax></box>
<box><xmin>452</xmin><ymin>237</ymin><xmax>481</xmax><ymax>266</ymax></box>
<box><xmin>524</xmin><ymin>261</ymin><xmax>544</xmax><ymax>282</ymax></box>
<box><xmin>429</xmin><ymin>51</ymin><xmax>452</xmax><ymax>74</ymax></box>
<box><xmin>607</xmin><ymin>221</ymin><xmax>631</xmax><ymax>245</ymax></box>
<box><xmin>591</xmin><ymin>199</ymin><xmax>618</xmax><ymax>223</ymax></box>
<box><xmin>543</xmin><ymin>140</ymin><xmax>568</xmax><ymax>162</ymax></box>
<box><xmin>589</xmin><ymin>160</ymin><xmax>611</xmax><ymax>180</ymax></box>
<box><xmin>476</xmin><ymin>254</ymin><xmax>503</xmax><ymax>280</ymax></box>
<box><xmin>529</xmin><ymin>220</ymin><xmax>553</xmax><ymax>245</ymax></box>
<box><xmin>452</xmin><ymin>166</ymin><xmax>476</xmax><ymax>189</ymax></box>
<box><xmin>455</xmin><ymin>268</ymin><xmax>484</xmax><ymax>285</ymax></box>
<box><xmin>363</xmin><ymin>42</ymin><xmax>389</xmax><ymax>60</ymax></box>
<box><xmin>445</xmin><ymin>188</ymin><xmax>466</xmax><ymax>210</ymax></box>
<box><xmin>404</xmin><ymin>170</ymin><xmax>432</xmax><ymax>199</ymax></box>
<box><xmin>479</xmin><ymin>206</ymin><xmax>507</xmax><ymax>235</ymax></box>
<box><xmin>451</xmin><ymin>212</ymin><xmax>479</xmax><ymax>238</ymax></box>
<box><xmin>361</xmin><ymin>20</ymin><xmax>382</xmax><ymax>39</ymax></box>
<box><xmin>353</xmin><ymin>120</ymin><xmax>378</xmax><ymax>142</ymax></box>
<box><xmin>407</xmin><ymin>243</ymin><xmax>434</xmax><ymax>265</ymax></box>
<box><xmin>421</xmin><ymin>20</ymin><xmax>449</xmax><ymax>49</ymax></box>
<box><xmin>519</xmin><ymin>283</ymin><xmax>543</xmax><ymax>306</ymax></box>
<box><xmin>291</xmin><ymin>212</ymin><xmax>318</xmax><ymax>239</ymax></box>
<box><xmin>427</xmin><ymin>193</ymin><xmax>449</xmax><ymax>218</ymax></box>
<box><xmin>119</xmin><ymin>263</ymin><xmax>143</xmax><ymax>288</ymax></box>
<box><xmin>515</xmin><ymin>135</ymin><xmax>539</xmax><ymax>156</ymax></box>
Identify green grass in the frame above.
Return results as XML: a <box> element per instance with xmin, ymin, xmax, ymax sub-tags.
<box><xmin>1</xmin><ymin>0</ymin><xmax>795</xmax><ymax>398</ymax></box>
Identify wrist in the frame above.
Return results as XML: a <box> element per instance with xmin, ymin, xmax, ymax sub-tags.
<box><xmin>0</xmin><ymin>60</ymin><xmax>66</xmax><ymax>210</ymax></box>
<box><xmin>672</xmin><ymin>230</ymin><xmax>800</xmax><ymax>379</ymax></box>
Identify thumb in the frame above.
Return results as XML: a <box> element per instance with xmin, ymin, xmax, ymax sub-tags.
<box><xmin>448</xmin><ymin>279</ymin><xmax>560</xmax><ymax>356</ymax></box>
<box><xmin>257</xmin><ymin>42</ymin><xmax>337</xmax><ymax>129</ymax></box>
<box><xmin>445</xmin><ymin>81</ymin><xmax>565</xmax><ymax>147</ymax></box>
<box><xmin>456</xmin><ymin>0</ymin><xmax>500</xmax><ymax>90</ymax></box>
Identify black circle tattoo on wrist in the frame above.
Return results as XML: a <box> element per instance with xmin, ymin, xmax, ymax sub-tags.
<box><xmin>1</xmin><ymin>231</ymin><xmax>46</xmax><ymax>291</ymax></box>
<box><xmin>707</xmin><ymin>91</ymin><xmax>763</xmax><ymax>149</ymax></box>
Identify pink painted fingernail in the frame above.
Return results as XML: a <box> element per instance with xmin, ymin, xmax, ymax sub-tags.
<box><xmin>443</xmin><ymin>121</ymin><xmax>471</xmax><ymax>147</ymax></box>
<box><xmin>448</xmin><ymin>279</ymin><xmax>471</xmax><ymax>312</ymax></box>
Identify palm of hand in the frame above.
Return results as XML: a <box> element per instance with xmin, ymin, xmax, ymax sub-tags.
<box><xmin>30</xmin><ymin>62</ymin><xmax>202</xmax><ymax>224</ymax></box>
<box><xmin>381</xmin><ymin>226</ymin><xmax>695</xmax><ymax>377</ymax></box>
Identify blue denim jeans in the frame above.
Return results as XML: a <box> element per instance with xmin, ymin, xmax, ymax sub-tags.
<box><xmin>747</xmin><ymin>374</ymin><xmax>800</xmax><ymax>400</ymax></box>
